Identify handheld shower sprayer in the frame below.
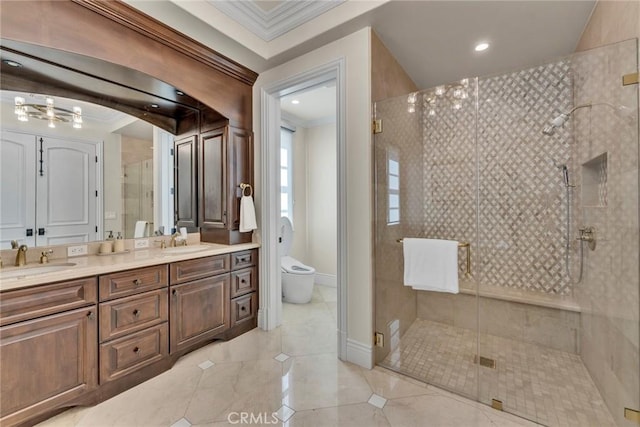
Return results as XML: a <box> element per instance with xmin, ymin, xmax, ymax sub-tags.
<box><xmin>556</xmin><ymin>164</ymin><xmax>571</xmax><ymax>188</ymax></box>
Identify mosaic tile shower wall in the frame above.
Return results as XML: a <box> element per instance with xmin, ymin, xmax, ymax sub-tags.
<box><xmin>477</xmin><ymin>60</ymin><xmax>575</xmax><ymax>295</ymax></box>
<box><xmin>422</xmin><ymin>60</ymin><xmax>575</xmax><ymax>295</ymax></box>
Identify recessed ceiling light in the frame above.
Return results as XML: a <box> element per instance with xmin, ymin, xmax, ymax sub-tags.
<box><xmin>291</xmin><ymin>100</ymin><xmax>300</xmax><ymax>105</ymax></box>
<box><xmin>3</xmin><ymin>59</ymin><xmax>22</xmax><ymax>67</ymax></box>
<box><xmin>176</xmin><ymin>90</ymin><xmax>185</xmax><ymax>96</ymax></box>
<box><xmin>474</xmin><ymin>42</ymin><xmax>490</xmax><ymax>52</ymax></box>
<box><xmin>150</xmin><ymin>104</ymin><xmax>159</xmax><ymax>108</ymax></box>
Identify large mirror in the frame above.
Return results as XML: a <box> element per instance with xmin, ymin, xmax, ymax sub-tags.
<box><xmin>0</xmin><ymin>41</ymin><xmax>218</xmax><ymax>249</ymax></box>
<box><xmin>1</xmin><ymin>90</ymin><xmax>175</xmax><ymax>248</ymax></box>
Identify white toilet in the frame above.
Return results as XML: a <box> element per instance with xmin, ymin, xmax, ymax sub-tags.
<box><xmin>280</xmin><ymin>216</ymin><xmax>316</xmax><ymax>304</ymax></box>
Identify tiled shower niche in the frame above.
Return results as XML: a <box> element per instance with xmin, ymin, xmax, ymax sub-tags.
<box><xmin>581</xmin><ymin>152</ymin><xmax>608</xmax><ymax>207</ymax></box>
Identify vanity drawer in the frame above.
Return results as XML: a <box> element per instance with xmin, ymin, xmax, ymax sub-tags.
<box><xmin>99</xmin><ymin>289</ymin><xmax>168</xmax><ymax>342</ymax></box>
<box><xmin>230</xmin><ymin>292</ymin><xmax>257</xmax><ymax>328</ymax></box>
<box><xmin>99</xmin><ymin>323</ymin><xmax>168</xmax><ymax>383</ymax></box>
<box><xmin>170</xmin><ymin>254</ymin><xmax>229</xmax><ymax>284</ymax></box>
<box><xmin>0</xmin><ymin>277</ymin><xmax>97</xmax><ymax>326</ymax></box>
<box><xmin>99</xmin><ymin>265</ymin><xmax>168</xmax><ymax>301</ymax></box>
<box><xmin>231</xmin><ymin>249</ymin><xmax>257</xmax><ymax>271</ymax></box>
<box><xmin>230</xmin><ymin>267</ymin><xmax>257</xmax><ymax>299</ymax></box>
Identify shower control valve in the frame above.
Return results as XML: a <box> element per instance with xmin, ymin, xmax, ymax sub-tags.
<box><xmin>577</xmin><ymin>227</ymin><xmax>596</xmax><ymax>251</ymax></box>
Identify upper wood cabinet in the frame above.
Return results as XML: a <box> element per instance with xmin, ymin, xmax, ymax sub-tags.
<box><xmin>175</xmin><ymin>135</ymin><xmax>198</xmax><ymax>229</ymax></box>
<box><xmin>175</xmin><ymin>124</ymin><xmax>253</xmax><ymax>244</ymax></box>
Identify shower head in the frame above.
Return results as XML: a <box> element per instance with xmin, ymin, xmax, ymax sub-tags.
<box><xmin>542</xmin><ymin>113</ymin><xmax>569</xmax><ymax>135</ymax></box>
<box><xmin>542</xmin><ymin>101</ymin><xmax>622</xmax><ymax>136</ymax></box>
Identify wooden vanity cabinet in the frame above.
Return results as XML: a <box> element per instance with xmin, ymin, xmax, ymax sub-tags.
<box><xmin>169</xmin><ymin>254</ymin><xmax>230</xmax><ymax>354</ymax></box>
<box><xmin>229</xmin><ymin>249</ymin><xmax>258</xmax><ymax>330</ymax></box>
<box><xmin>0</xmin><ymin>279</ymin><xmax>98</xmax><ymax>426</ymax></box>
<box><xmin>98</xmin><ymin>266</ymin><xmax>169</xmax><ymax>384</ymax></box>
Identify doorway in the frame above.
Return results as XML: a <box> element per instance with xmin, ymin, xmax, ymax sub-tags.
<box><xmin>259</xmin><ymin>60</ymin><xmax>347</xmax><ymax>360</ymax></box>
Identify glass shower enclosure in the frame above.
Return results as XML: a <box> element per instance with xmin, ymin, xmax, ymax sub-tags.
<box><xmin>373</xmin><ymin>39</ymin><xmax>639</xmax><ymax>426</ymax></box>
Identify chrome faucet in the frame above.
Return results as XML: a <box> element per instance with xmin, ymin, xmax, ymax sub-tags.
<box><xmin>15</xmin><ymin>244</ymin><xmax>28</xmax><ymax>267</ymax></box>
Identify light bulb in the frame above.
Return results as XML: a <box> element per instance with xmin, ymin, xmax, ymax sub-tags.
<box><xmin>73</xmin><ymin>122</ymin><xmax>82</xmax><ymax>129</ymax></box>
<box><xmin>435</xmin><ymin>86</ymin><xmax>446</xmax><ymax>96</ymax></box>
<box><xmin>48</xmin><ymin>119</ymin><xmax>56</xmax><ymax>128</ymax></box>
<box><xmin>18</xmin><ymin>114</ymin><xmax>28</xmax><ymax>122</ymax></box>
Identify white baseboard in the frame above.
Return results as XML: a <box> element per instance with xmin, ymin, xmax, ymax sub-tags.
<box><xmin>346</xmin><ymin>338</ymin><xmax>373</xmax><ymax>369</ymax></box>
<box><xmin>315</xmin><ymin>273</ymin><xmax>337</xmax><ymax>287</ymax></box>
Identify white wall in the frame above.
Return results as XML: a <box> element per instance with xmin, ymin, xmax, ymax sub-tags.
<box><xmin>290</xmin><ymin>127</ymin><xmax>308</xmax><ymax>263</ymax></box>
<box><xmin>254</xmin><ymin>28</ymin><xmax>373</xmax><ymax>366</ymax></box>
<box><xmin>306</xmin><ymin>123</ymin><xmax>337</xmax><ymax>277</ymax></box>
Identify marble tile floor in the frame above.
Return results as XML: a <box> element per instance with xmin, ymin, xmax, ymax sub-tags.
<box><xmin>38</xmin><ymin>285</ymin><xmax>538</xmax><ymax>427</ymax></box>
<box><xmin>382</xmin><ymin>319</ymin><xmax>615</xmax><ymax>427</ymax></box>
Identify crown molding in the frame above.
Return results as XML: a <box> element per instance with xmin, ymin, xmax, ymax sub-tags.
<box><xmin>210</xmin><ymin>0</ymin><xmax>344</xmax><ymax>42</ymax></box>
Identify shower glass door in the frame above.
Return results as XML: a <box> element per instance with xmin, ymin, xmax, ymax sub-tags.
<box><xmin>475</xmin><ymin>39</ymin><xmax>638</xmax><ymax>426</ymax></box>
<box><xmin>374</xmin><ymin>38</ymin><xmax>639</xmax><ymax>427</ymax></box>
<box><xmin>373</xmin><ymin>78</ymin><xmax>481</xmax><ymax>401</ymax></box>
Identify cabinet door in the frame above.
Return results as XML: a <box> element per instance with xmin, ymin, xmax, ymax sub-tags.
<box><xmin>174</xmin><ymin>135</ymin><xmax>198</xmax><ymax>229</ymax></box>
<box><xmin>227</xmin><ymin>127</ymin><xmax>253</xmax><ymax>230</ymax></box>
<box><xmin>199</xmin><ymin>128</ymin><xmax>226</xmax><ymax>228</ymax></box>
<box><xmin>169</xmin><ymin>275</ymin><xmax>229</xmax><ymax>354</ymax></box>
<box><xmin>0</xmin><ymin>306</ymin><xmax>98</xmax><ymax>425</ymax></box>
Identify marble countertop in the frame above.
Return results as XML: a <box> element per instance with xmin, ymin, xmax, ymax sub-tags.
<box><xmin>0</xmin><ymin>242</ymin><xmax>260</xmax><ymax>292</ymax></box>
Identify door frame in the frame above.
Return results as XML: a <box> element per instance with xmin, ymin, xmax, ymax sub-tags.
<box><xmin>259</xmin><ymin>59</ymin><xmax>348</xmax><ymax>360</ymax></box>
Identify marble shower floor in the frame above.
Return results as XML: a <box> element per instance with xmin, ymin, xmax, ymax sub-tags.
<box><xmin>381</xmin><ymin>318</ymin><xmax>615</xmax><ymax>427</ymax></box>
<box><xmin>37</xmin><ymin>285</ymin><xmax>538</xmax><ymax>427</ymax></box>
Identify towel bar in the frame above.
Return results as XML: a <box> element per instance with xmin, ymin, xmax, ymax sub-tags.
<box><xmin>397</xmin><ymin>238</ymin><xmax>471</xmax><ymax>277</ymax></box>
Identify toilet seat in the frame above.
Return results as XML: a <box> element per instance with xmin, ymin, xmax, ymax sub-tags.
<box><xmin>282</xmin><ymin>256</ymin><xmax>315</xmax><ymax>275</ymax></box>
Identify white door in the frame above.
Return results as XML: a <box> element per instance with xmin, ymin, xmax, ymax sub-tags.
<box><xmin>0</xmin><ymin>131</ymin><xmax>36</xmax><ymax>249</ymax></box>
<box><xmin>36</xmin><ymin>136</ymin><xmax>97</xmax><ymax>246</ymax></box>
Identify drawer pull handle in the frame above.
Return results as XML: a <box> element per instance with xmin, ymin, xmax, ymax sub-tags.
<box><xmin>133</xmin><ymin>346</ymin><xmax>140</xmax><ymax>355</ymax></box>
<box><xmin>172</xmin><ymin>289</ymin><xmax>178</xmax><ymax>296</ymax></box>
<box><xmin>133</xmin><ymin>309</ymin><xmax>140</xmax><ymax>318</ymax></box>
<box><xmin>133</xmin><ymin>279</ymin><xmax>142</xmax><ymax>286</ymax></box>
<box><xmin>87</xmin><ymin>311</ymin><xmax>95</xmax><ymax>320</ymax></box>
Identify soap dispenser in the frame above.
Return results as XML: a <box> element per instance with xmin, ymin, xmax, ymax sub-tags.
<box><xmin>113</xmin><ymin>232</ymin><xmax>125</xmax><ymax>253</ymax></box>
<box><xmin>100</xmin><ymin>231</ymin><xmax>114</xmax><ymax>254</ymax></box>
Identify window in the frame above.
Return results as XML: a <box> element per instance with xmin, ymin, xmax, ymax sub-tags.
<box><xmin>388</xmin><ymin>152</ymin><xmax>400</xmax><ymax>225</ymax></box>
<box><xmin>280</xmin><ymin>127</ymin><xmax>294</xmax><ymax>223</ymax></box>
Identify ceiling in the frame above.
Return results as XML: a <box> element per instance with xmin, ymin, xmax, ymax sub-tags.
<box><xmin>281</xmin><ymin>84</ymin><xmax>336</xmax><ymax>127</ymax></box>
<box><xmin>127</xmin><ymin>0</ymin><xmax>596</xmax><ymax>91</ymax></box>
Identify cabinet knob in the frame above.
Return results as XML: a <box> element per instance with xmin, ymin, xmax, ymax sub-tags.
<box><xmin>240</xmin><ymin>279</ymin><xmax>246</xmax><ymax>284</ymax></box>
<box><xmin>172</xmin><ymin>289</ymin><xmax>178</xmax><ymax>296</ymax></box>
<box><xmin>87</xmin><ymin>311</ymin><xmax>95</xmax><ymax>320</ymax></box>
<box><xmin>240</xmin><ymin>306</ymin><xmax>247</xmax><ymax>312</ymax></box>
<box><xmin>133</xmin><ymin>279</ymin><xmax>142</xmax><ymax>286</ymax></box>
<box><xmin>133</xmin><ymin>309</ymin><xmax>140</xmax><ymax>318</ymax></box>
<box><xmin>133</xmin><ymin>347</ymin><xmax>140</xmax><ymax>355</ymax></box>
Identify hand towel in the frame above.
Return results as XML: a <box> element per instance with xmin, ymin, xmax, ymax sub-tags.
<box><xmin>403</xmin><ymin>238</ymin><xmax>459</xmax><ymax>293</ymax></box>
<box><xmin>240</xmin><ymin>194</ymin><xmax>257</xmax><ymax>232</ymax></box>
<box><xmin>134</xmin><ymin>221</ymin><xmax>148</xmax><ymax>238</ymax></box>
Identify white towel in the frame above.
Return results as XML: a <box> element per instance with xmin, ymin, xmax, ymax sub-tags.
<box><xmin>403</xmin><ymin>238</ymin><xmax>459</xmax><ymax>293</ymax></box>
<box><xmin>239</xmin><ymin>194</ymin><xmax>257</xmax><ymax>232</ymax></box>
<box><xmin>134</xmin><ymin>221</ymin><xmax>148</xmax><ymax>238</ymax></box>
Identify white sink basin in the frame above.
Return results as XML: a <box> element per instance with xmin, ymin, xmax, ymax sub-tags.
<box><xmin>160</xmin><ymin>245</ymin><xmax>210</xmax><ymax>255</ymax></box>
<box><xmin>0</xmin><ymin>263</ymin><xmax>77</xmax><ymax>280</ymax></box>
